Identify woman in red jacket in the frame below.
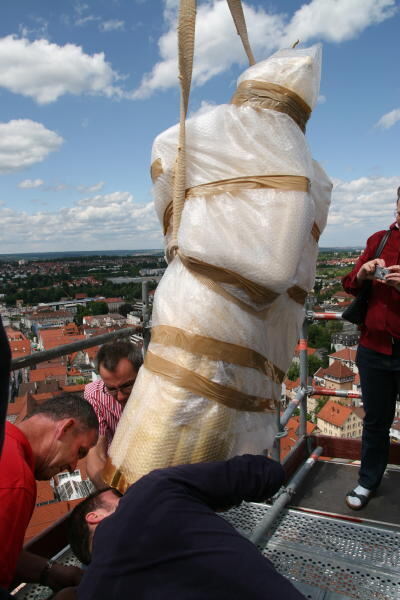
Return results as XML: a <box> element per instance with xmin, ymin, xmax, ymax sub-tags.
<box><xmin>342</xmin><ymin>188</ymin><xmax>400</xmax><ymax>509</ymax></box>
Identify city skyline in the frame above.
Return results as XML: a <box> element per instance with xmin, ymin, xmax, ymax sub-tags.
<box><xmin>0</xmin><ymin>0</ymin><xmax>399</xmax><ymax>254</ymax></box>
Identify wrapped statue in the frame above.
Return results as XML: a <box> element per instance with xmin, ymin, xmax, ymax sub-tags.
<box><xmin>104</xmin><ymin>44</ymin><xmax>332</xmax><ymax>491</ymax></box>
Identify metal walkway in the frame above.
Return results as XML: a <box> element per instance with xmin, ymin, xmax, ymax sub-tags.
<box><xmin>224</xmin><ymin>502</ymin><xmax>400</xmax><ymax>600</ymax></box>
<box><xmin>14</xmin><ymin>501</ymin><xmax>400</xmax><ymax>599</ymax></box>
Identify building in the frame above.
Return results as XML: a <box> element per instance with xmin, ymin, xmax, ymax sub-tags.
<box><xmin>103</xmin><ymin>297</ymin><xmax>125</xmax><ymax>312</ymax></box>
<box><xmin>316</xmin><ymin>400</ymin><xmax>364</xmax><ymax>438</ymax></box>
<box><xmin>328</xmin><ymin>347</ymin><xmax>358</xmax><ymax>374</ymax></box>
<box><xmin>22</xmin><ymin>310</ymin><xmax>74</xmax><ymax>332</ymax></box>
<box><xmin>82</xmin><ymin>313</ymin><xmax>126</xmax><ymax>329</ymax></box>
<box><xmin>314</xmin><ymin>361</ymin><xmax>355</xmax><ymax>397</ymax></box>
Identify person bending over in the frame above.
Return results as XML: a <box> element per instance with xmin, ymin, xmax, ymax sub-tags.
<box><xmin>84</xmin><ymin>339</ymin><xmax>142</xmax><ymax>487</ymax></box>
<box><xmin>64</xmin><ymin>455</ymin><xmax>305</xmax><ymax>600</ymax></box>
<box><xmin>0</xmin><ymin>393</ymin><xmax>98</xmax><ymax>593</ymax></box>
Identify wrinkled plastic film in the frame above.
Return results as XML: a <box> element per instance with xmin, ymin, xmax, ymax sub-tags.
<box><xmin>107</xmin><ymin>44</ymin><xmax>332</xmax><ymax>486</ymax></box>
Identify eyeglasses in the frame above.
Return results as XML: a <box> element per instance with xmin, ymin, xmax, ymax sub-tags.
<box><xmin>103</xmin><ymin>379</ymin><xmax>136</xmax><ymax>397</ymax></box>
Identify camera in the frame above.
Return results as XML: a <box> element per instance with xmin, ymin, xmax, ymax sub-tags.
<box><xmin>374</xmin><ymin>266</ymin><xmax>390</xmax><ymax>280</ymax></box>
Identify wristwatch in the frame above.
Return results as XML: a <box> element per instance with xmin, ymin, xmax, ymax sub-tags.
<box><xmin>39</xmin><ymin>559</ymin><xmax>55</xmax><ymax>587</ymax></box>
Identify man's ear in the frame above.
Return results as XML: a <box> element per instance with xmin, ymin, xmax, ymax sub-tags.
<box><xmin>56</xmin><ymin>418</ymin><xmax>76</xmax><ymax>440</ymax></box>
<box><xmin>86</xmin><ymin>509</ymin><xmax>108</xmax><ymax>526</ymax></box>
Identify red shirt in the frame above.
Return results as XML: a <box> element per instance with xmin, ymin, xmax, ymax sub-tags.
<box><xmin>0</xmin><ymin>423</ymin><xmax>36</xmax><ymax>589</ymax></box>
<box><xmin>342</xmin><ymin>223</ymin><xmax>400</xmax><ymax>355</ymax></box>
<box><xmin>84</xmin><ymin>379</ymin><xmax>123</xmax><ymax>448</ymax></box>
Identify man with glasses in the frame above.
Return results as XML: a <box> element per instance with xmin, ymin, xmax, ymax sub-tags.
<box><xmin>85</xmin><ymin>339</ymin><xmax>143</xmax><ymax>488</ymax></box>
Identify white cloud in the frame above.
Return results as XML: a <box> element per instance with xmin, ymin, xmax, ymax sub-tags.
<box><xmin>375</xmin><ymin>108</ymin><xmax>400</xmax><ymax>130</ymax></box>
<box><xmin>0</xmin><ymin>120</ymin><xmax>63</xmax><ymax>174</ymax></box>
<box><xmin>134</xmin><ymin>0</ymin><xmax>397</xmax><ymax>99</ymax></box>
<box><xmin>281</xmin><ymin>0</ymin><xmax>397</xmax><ymax>46</ymax></box>
<box><xmin>0</xmin><ymin>192</ymin><xmax>162</xmax><ymax>252</ymax></box>
<box><xmin>326</xmin><ymin>175</ymin><xmax>400</xmax><ymax>228</ymax></box>
<box><xmin>18</xmin><ymin>178</ymin><xmax>44</xmax><ymax>189</ymax></box>
<box><xmin>0</xmin><ymin>35</ymin><xmax>128</xmax><ymax>104</ymax></box>
<box><xmin>100</xmin><ymin>20</ymin><xmax>125</xmax><ymax>32</ymax></box>
<box><xmin>77</xmin><ymin>182</ymin><xmax>105</xmax><ymax>193</ymax></box>
<box><xmin>133</xmin><ymin>1</ymin><xmax>284</xmax><ymax>99</ymax></box>
<box><xmin>75</xmin><ymin>15</ymin><xmax>99</xmax><ymax>27</ymax></box>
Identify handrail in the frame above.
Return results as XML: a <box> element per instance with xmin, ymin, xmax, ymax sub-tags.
<box><xmin>11</xmin><ymin>326</ymin><xmax>141</xmax><ymax>371</ymax></box>
<box><xmin>274</xmin><ymin>308</ymin><xmax>360</xmax><ymax>462</ymax></box>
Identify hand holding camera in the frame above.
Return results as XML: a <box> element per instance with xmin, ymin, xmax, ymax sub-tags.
<box><xmin>374</xmin><ymin>265</ymin><xmax>390</xmax><ymax>280</ymax></box>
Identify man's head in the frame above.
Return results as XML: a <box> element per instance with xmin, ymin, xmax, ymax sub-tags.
<box><xmin>96</xmin><ymin>339</ymin><xmax>142</xmax><ymax>406</ymax></box>
<box><xmin>68</xmin><ymin>488</ymin><xmax>122</xmax><ymax>564</ymax></box>
<box><xmin>20</xmin><ymin>393</ymin><xmax>99</xmax><ymax>480</ymax></box>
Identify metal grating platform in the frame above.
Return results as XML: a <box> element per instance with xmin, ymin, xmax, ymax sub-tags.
<box><xmin>224</xmin><ymin>502</ymin><xmax>400</xmax><ymax>600</ymax></box>
<box><xmin>13</xmin><ymin>547</ymin><xmax>79</xmax><ymax>599</ymax></box>
<box><xmin>13</xmin><ymin>503</ymin><xmax>400</xmax><ymax>599</ymax></box>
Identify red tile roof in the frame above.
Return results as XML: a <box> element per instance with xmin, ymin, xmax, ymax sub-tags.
<box><xmin>294</xmin><ymin>344</ymin><xmax>316</xmax><ymax>356</ymax></box>
<box><xmin>280</xmin><ymin>416</ymin><xmax>317</xmax><ymax>459</ymax></box>
<box><xmin>29</xmin><ymin>366</ymin><xmax>67</xmax><ymax>382</ymax></box>
<box><xmin>24</xmin><ymin>499</ymin><xmax>81</xmax><ymax>543</ymax></box>
<box><xmin>319</xmin><ymin>361</ymin><xmax>354</xmax><ymax>380</ymax></box>
<box><xmin>329</xmin><ymin>348</ymin><xmax>357</xmax><ymax>361</ymax></box>
<box><xmin>317</xmin><ymin>400</ymin><xmax>356</xmax><ymax>427</ymax></box>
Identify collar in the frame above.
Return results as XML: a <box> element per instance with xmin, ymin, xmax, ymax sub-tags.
<box><xmin>6</xmin><ymin>422</ymin><xmax>35</xmax><ymax>470</ymax></box>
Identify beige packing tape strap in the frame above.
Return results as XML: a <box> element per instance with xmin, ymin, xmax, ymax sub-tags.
<box><xmin>226</xmin><ymin>0</ymin><xmax>255</xmax><ymax>66</ymax></box>
<box><xmin>158</xmin><ymin>173</ymin><xmax>310</xmax><ymax>235</ymax></box>
<box><xmin>102</xmin><ymin>457</ymin><xmax>130</xmax><ymax>494</ymax></box>
<box><xmin>287</xmin><ymin>285</ymin><xmax>308</xmax><ymax>304</ymax></box>
<box><xmin>311</xmin><ymin>221</ymin><xmax>321</xmax><ymax>242</ymax></box>
<box><xmin>186</xmin><ymin>174</ymin><xmax>310</xmax><ymax>198</ymax></box>
<box><xmin>231</xmin><ymin>80</ymin><xmax>312</xmax><ymax>133</ymax></box>
<box><xmin>179</xmin><ymin>251</ymin><xmax>308</xmax><ymax>307</ymax></box>
<box><xmin>169</xmin><ymin>0</ymin><xmax>197</xmax><ymax>260</ymax></box>
<box><xmin>151</xmin><ymin>324</ymin><xmax>285</xmax><ymax>383</ymax></box>
<box><xmin>150</xmin><ymin>158</ymin><xmax>163</xmax><ymax>183</ymax></box>
<box><xmin>144</xmin><ymin>350</ymin><xmax>276</xmax><ymax>412</ymax></box>
<box><xmin>185</xmin><ymin>264</ymin><xmax>272</xmax><ymax>318</ymax></box>
<box><xmin>178</xmin><ymin>251</ymin><xmax>279</xmax><ymax>305</ymax></box>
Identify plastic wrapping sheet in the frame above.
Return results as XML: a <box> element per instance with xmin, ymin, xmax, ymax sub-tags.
<box><xmin>106</xmin><ymin>45</ymin><xmax>332</xmax><ymax>487</ymax></box>
<box><xmin>108</xmin><ymin>256</ymin><xmax>306</xmax><ymax>485</ymax></box>
<box><xmin>237</xmin><ymin>44</ymin><xmax>322</xmax><ymax>109</ymax></box>
<box><xmin>151</xmin><ymin>47</ymin><xmax>323</xmax><ymax>291</ymax></box>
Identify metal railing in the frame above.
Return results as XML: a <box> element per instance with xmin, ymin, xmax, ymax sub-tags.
<box><xmin>273</xmin><ymin>309</ymin><xmax>360</xmax><ymax>462</ymax></box>
<box><xmin>9</xmin><ymin>302</ymin><xmax>358</xmax><ymax>466</ymax></box>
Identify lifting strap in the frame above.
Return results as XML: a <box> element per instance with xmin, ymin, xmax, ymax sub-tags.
<box><xmin>169</xmin><ymin>0</ymin><xmax>256</xmax><ymax>260</ymax></box>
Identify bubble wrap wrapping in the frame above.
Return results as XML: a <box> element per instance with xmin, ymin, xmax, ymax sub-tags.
<box><xmin>107</xmin><ymin>45</ymin><xmax>332</xmax><ymax>487</ymax></box>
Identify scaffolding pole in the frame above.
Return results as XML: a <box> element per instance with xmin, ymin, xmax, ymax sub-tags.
<box><xmin>250</xmin><ymin>446</ymin><xmax>323</xmax><ymax>545</ymax></box>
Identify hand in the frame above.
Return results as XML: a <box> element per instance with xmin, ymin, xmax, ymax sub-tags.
<box><xmin>47</xmin><ymin>564</ymin><xmax>83</xmax><ymax>592</ymax></box>
<box><xmin>356</xmin><ymin>258</ymin><xmax>386</xmax><ymax>283</ymax></box>
<box><xmin>384</xmin><ymin>265</ymin><xmax>400</xmax><ymax>290</ymax></box>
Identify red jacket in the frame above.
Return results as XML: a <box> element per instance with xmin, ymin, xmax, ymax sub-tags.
<box><xmin>342</xmin><ymin>223</ymin><xmax>400</xmax><ymax>355</ymax></box>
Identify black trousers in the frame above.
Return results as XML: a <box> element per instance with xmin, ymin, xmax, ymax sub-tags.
<box><xmin>356</xmin><ymin>343</ymin><xmax>400</xmax><ymax>490</ymax></box>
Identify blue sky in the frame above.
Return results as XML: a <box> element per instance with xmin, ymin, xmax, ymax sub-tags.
<box><xmin>0</xmin><ymin>0</ymin><xmax>399</xmax><ymax>253</ymax></box>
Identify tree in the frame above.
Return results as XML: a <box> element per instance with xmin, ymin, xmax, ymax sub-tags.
<box><xmin>118</xmin><ymin>303</ymin><xmax>134</xmax><ymax>317</ymax></box>
<box><xmin>74</xmin><ymin>301</ymin><xmax>109</xmax><ymax>325</ymax></box>
<box><xmin>307</xmin><ymin>354</ymin><xmax>324</xmax><ymax>376</ymax></box>
<box><xmin>286</xmin><ymin>362</ymin><xmax>300</xmax><ymax>381</ymax></box>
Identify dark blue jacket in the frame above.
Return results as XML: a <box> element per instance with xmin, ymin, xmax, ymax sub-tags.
<box><xmin>78</xmin><ymin>455</ymin><xmax>305</xmax><ymax>599</ymax></box>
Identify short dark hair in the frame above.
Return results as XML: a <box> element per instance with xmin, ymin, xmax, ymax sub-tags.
<box><xmin>95</xmin><ymin>339</ymin><xmax>143</xmax><ymax>373</ymax></box>
<box><xmin>27</xmin><ymin>393</ymin><xmax>98</xmax><ymax>432</ymax></box>
<box><xmin>68</xmin><ymin>488</ymin><xmax>122</xmax><ymax>565</ymax></box>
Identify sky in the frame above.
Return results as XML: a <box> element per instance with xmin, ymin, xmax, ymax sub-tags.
<box><xmin>0</xmin><ymin>0</ymin><xmax>399</xmax><ymax>254</ymax></box>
